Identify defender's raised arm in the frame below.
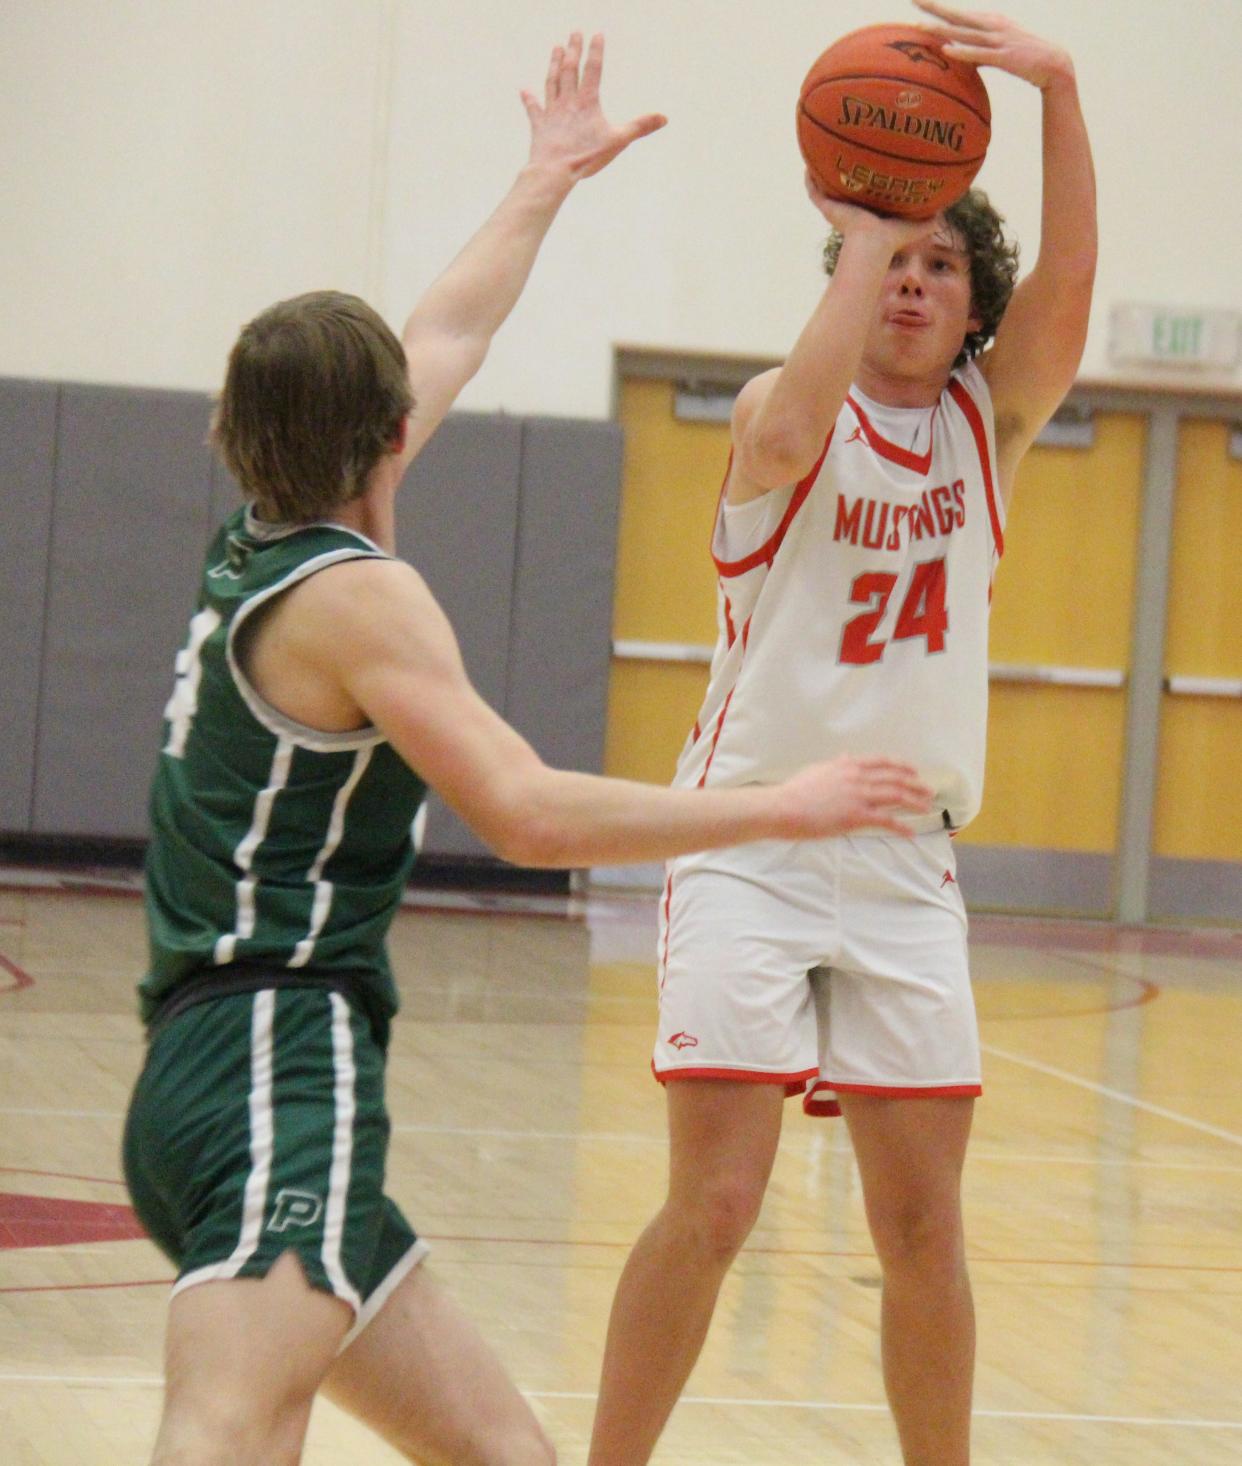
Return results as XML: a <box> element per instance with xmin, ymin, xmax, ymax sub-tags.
<box><xmin>398</xmin><ymin>33</ymin><xmax>666</xmax><ymax>467</ymax></box>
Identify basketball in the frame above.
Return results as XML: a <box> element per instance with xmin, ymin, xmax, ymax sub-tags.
<box><xmin>796</xmin><ymin>24</ymin><xmax>990</xmax><ymax>220</ymax></box>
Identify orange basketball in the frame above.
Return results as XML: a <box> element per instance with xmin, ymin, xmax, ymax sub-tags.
<box><xmin>796</xmin><ymin>24</ymin><xmax>990</xmax><ymax>220</ymax></box>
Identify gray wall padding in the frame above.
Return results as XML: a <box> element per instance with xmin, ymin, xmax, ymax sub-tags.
<box><xmin>0</xmin><ymin>379</ymin><xmax>58</xmax><ymax>831</ymax></box>
<box><xmin>395</xmin><ymin>412</ymin><xmax>524</xmax><ymax>858</ymax></box>
<box><xmin>953</xmin><ymin>844</ymin><xmax>1116</xmax><ymax>918</ymax></box>
<box><xmin>2</xmin><ymin>379</ymin><xmax>624</xmax><ymax>869</ymax></box>
<box><xmin>1149</xmin><ymin>857</ymin><xmax>1242</xmax><ymax>923</ymax></box>
<box><xmin>507</xmin><ymin>418</ymin><xmax>622</xmax><ymax>774</ymax></box>
<box><xmin>32</xmin><ymin>385</ymin><xmax>217</xmax><ymax>837</ymax></box>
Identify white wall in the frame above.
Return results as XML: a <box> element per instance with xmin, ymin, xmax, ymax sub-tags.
<box><xmin>4</xmin><ymin>0</ymin><xmax>1240</xmax><ymax>416</ymax></box>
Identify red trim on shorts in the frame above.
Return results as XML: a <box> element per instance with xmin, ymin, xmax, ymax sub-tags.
<box><xmin>947</xmin><ymin>377</ymin><xmax>1003</xmax><ymax>558</ymax></box>
<box><xmin>845</xmin><ymin>393</ymin><xmax>937</xmax><ymax>473</ymax></box>
<box><xmin>801</xmin><ymin>1081</ymin><xmax>842</xmax><ymax>1118</ymax></box>
<box><xmin>827</xmin><ymin>1081</ymin><xmax>982</xmax><ymax>1099</ymax></box>
<box><xmin>654</xmin><ymin>1063</ymin><xmax>818</xmax><ymax>1099</ymax></box>
<box><xmin>723</xmin><ymin>594</ymin><xmax>736</xmax><ymax>648</ymax></box>
<box><xmin>712</xmin><ymin>431</ymin><xmax>833</xmax><ymax>578</ymax></box>
<box><xmin>658</xmin><ymin>870</ymin><xmax>675</xmax><ymax>992</ymax></box>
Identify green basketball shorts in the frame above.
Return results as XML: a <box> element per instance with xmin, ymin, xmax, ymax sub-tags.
<box><xmin>123</xmin><ymin>985</ymin><xmax>426</xmax><ymax>1344</ymax></box>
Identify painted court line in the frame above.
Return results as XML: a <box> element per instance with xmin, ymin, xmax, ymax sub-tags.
<box><xmin>0</xmin><ymin>1375</ymin><xmax>1236</xmax><ymax>1431</ymax></box>
<box><xmin>982</xmin><ymin>1042</ymin><xmax>1242</xmax><ymax>1150</ymax></box>
<box><xmin>535</xmin><ymin>1392</ymin><xmax>1242</xmax><ymax>1431</ymax></box>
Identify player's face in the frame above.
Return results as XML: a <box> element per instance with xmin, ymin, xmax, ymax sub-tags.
<box><xmin>865</xmin><ymin>219</ymin><xmax>981</xmax><ymax>382</ymax></box>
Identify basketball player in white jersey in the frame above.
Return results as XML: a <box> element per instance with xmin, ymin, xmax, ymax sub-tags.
<box><xmin>587</xmin><ymin>5</ymin><xmax>1097</xmax><ymax>1465</ymax></box>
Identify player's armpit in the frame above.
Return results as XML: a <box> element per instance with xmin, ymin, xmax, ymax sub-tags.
<box><xmin>296</xmin><ymin>560</ymin><xmax>548</xmax><ymax>863</ymax></box>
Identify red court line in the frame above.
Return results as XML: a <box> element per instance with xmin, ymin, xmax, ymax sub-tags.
<box><xmin>982</xmin><ymin>976</ymin><xmax>1161</xmax><ymax>1023</ymax></box>
<box><xmin>0</xmin><ymin>879</ymin><xmax>141</xmax><ymax>906</ymax></box>
<box><xmin>0</xmin><ymin>952</ymin><xmax>34</xmax><ymax>991</ymax></box>
<box><xmin>422</xmin><ymin>1234</ymin><xmax>1242</xmax><ymax>1273</ymax></box>
<box><xmin>0</xmin><ymin>1167</ymin><xmax>127</xmax><ymax>1187</ymax></box>
<box><xmin>3</xmin><ymin>1239</ymin><xmax>1237</xmax><ymax>1295</ymax></box>
<box><xmin>0</xmin><ymin>1278</ymin><xmax>170</xmax><ymax>1295</ymax></box>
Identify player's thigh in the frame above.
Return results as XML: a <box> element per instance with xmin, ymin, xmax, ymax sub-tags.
<box><xmin>837</xmin><ymin>1093</ymin><xmax>974</xmax><ymax>1256</ymax></box>
<box><xmin>323</xmin><ymin>1264</ymin><xmax>552</xmax><ymax>1466</ymax></box>
<box><xmin>665</xmin><ymin>1077</ymin><xmax>786</xmax><ymax>1210</ymax></box>
<box><xmin>159</xmin><ymin>1250</ymin><xmax>351</xmax><ymax>1450</ymax></box>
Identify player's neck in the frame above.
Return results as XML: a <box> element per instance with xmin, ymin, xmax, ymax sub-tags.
<box><xmin>328</xmin><ymin>477</ymin><xmax>398</xmax><ymax>554</ymax></box>
<box><xmin>853</xmin><ymin>360</ymin><xmax>951</xmax><ymax>410</ymax></box>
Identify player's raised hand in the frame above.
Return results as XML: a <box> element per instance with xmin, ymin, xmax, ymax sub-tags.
<box><xmin>912</xmin><ymin>0</ymin><xmax>1072</xmax><ymax>90</ymax></box>
<box><xmin>777</xmin><ymin>755</ymin><xmax>935</xmax><ymax>839</ymax></box>
<box><xmin>521</xmin><ymin>33</ymin><xmax>667</xmax><ymax>181</ymax></box>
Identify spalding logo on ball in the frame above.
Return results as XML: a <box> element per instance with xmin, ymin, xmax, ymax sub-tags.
<box><xmin>797</xmin><ymin>23</ymin><xmax>990</xmax><ymax>219</ymax></box>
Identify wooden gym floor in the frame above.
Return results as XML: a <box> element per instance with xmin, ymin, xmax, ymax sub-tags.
<box><xmin>1</xmin><ymin>864</ymin><xmax>1240</xmax><ymax>1464</ymax></box>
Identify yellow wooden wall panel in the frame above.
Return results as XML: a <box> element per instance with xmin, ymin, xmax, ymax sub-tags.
<box><xmin>962</xmin><ymin>414</ymin><xmax>1144</xmax><ymax>850</ymax></box>
<box><xmin>612</xmin><ymin>378</ymin><xmax>728</xmax><ymax>645</ymax></box>
<box><xmin>1153</xmin><ymin>421</ymin><xmax>1242</xmax><ymax>860</ymax></box>
<box><xmin>1154</xmin><ymin>699</ymin><xmax>1242</xmax><ymax>860</ymax></box>
<box><xmin>960</xmin><ymin>684</ymin><xmax>1127</xmax><ymax>853</ymax></box>
<box><xmin>607</xmin><ymin>377</ymin><xmax>726</xmax><ymax>785</ymax></box>
<box><xmin>1163</xmin><ymin>421</ymin><xmax>1242</xmax><ymax>677</ymax></box>
<box><xmin>989</xmin><ymin>414</ymin><xmax>1145</xmax><ymax>667</ymax></box>
<box><xmin>604</xmin><ymin>660</ymin><xmax>709</xmax><ymax>784</ymax></box>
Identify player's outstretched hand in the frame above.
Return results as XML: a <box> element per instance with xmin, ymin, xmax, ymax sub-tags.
<box><xmin>521</xmin><ymin>33</ymin><xmax>667</xmax><ymax>181</ymax></box>
<box><xmin>912</xmin><ymin>0</ymin><xmax>1072</xmax><ymax>91</ymax></box>
<box><xmin>777</xmin><ymin>755</ymin><xmax>935</xmax><ymax>839</ymax></box>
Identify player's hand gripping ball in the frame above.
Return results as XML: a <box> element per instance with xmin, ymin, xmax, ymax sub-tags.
<box><xmin>796</xmin><ymin>23</ymin><xmax>990</xmax><ymax>219</ymax></box>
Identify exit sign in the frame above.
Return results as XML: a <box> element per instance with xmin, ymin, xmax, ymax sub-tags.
<box><xmin>1109</xmin><ymin>303</ymin><xmax>1239</xmax><ymax>369</ymax></box>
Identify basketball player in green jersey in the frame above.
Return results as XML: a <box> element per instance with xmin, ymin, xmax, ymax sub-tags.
<box><xmin>122</xmin><ymin>33</ymin><xmax>934</xmax><ymax>1466</ymax></box>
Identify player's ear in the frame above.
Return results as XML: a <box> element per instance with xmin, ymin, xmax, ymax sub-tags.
<box><xmin>389</xmin><ymin>414</ymin><xmax>409</xmax><ymax>455</ymax></box>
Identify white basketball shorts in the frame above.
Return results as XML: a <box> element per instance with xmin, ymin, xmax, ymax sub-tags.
<box><xmin>653</xmin><ymin>829</ymin><xmax>981</xmax><ymax>1116</ymax></box>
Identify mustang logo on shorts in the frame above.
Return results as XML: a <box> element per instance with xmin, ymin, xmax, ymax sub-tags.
<box><xmin>668</xmin><ymin>1031</ymin><xmax>699</xmax><ymax>1050</ymax></box>
<box><xmin>940</xmin><ymin>869</ymin><xmax>957</xmax><ymax>888</ymax></box>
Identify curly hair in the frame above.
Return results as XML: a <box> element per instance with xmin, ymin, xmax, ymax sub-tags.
<box><xmin>212</xmin><ymin>291</ymin><xmax>414</xmax><ymax>524</ymax></box>
<box><xmin>821</xmin><ymin>189</ymin><xmax>1019</xmax><ymax>369</ymax></box>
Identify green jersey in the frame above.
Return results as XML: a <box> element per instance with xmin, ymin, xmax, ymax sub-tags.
<box><xmin>141</xmin><ymin>506</ymin><xmax>427</xmax><ymax>1031</ymax></box>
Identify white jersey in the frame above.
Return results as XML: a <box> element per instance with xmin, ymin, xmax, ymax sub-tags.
<box><xmin>674</xmin><ymin>360</ymin><xmax>1004</xmax><ymax>831</ymax></box>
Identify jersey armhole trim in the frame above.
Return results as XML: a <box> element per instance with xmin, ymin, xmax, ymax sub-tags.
<box><xmin>947</xmin><ymin>376</ymin><xmax>1004</xmax><ymax>559</ymax></box>
<box><xmin>712</xmin><ymin>428</ymin><xmax>834</xmax><ymax>578</ymax></box>
<box><xmin>226</xmin><ymin>549</ymin><xmax>391</xmax><ymax>753</ymax></box>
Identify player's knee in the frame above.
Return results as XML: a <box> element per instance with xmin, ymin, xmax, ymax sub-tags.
<box><xmin>151</xmin><ymin>1398</ymin><xmax>266</xmax><ymax>1466</ymax></box>
<box><xmin>868</xmin><ymin>1195</ymin><xmax>964</xmax><ymax>1277</ymax></box>
<box><xmin>400</xmin><ymin>1417</ymin><xmax>555</xmax><ymax>1466</ymax></box>
<box><xmin>674</xmin><ymin>1175</ymin><xmax>765</xmax><ymax>1262</ymax></box>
